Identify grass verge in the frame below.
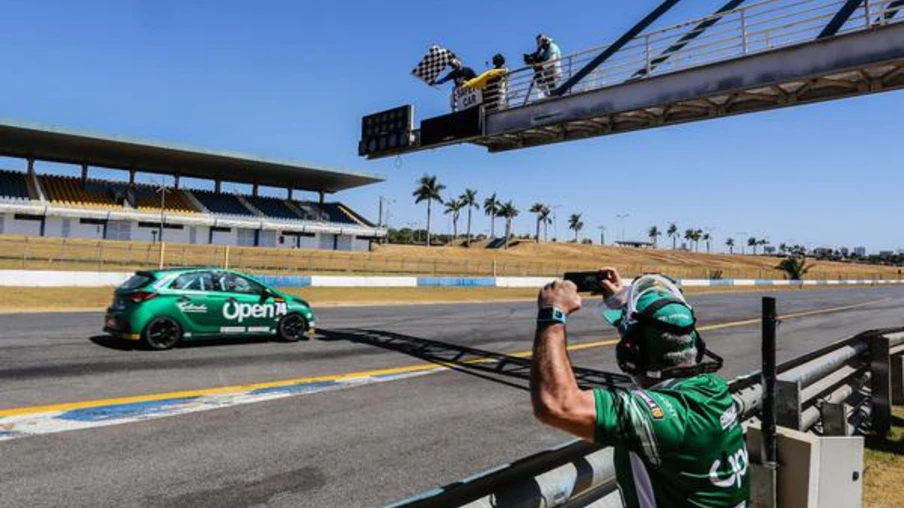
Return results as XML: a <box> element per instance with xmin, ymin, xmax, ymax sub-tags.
<box><xmin>863</xmin><ymin>406</ymin><xmax>904</xmax><ymax>508</ymax></box>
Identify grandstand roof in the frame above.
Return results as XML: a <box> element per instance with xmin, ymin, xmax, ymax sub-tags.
<box><xmin>0</xmin><ymin>118</ymin><xmax>382</xmax><ymax>193</ymax></box>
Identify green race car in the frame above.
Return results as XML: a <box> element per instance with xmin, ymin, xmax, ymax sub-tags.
<box><xmin>104</xmin><ymin>268</ymin><xmax>315</xmax><ymax>350</ymax></box>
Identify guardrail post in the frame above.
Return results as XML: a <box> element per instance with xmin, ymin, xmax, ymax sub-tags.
<box><xmin>774</xmin><ymin>378</ymin><xmax>803</xmax><ymax>431</ymax></box>
<box><xmin>869</xmin><ymin>333</ymin><xmax>893</xmax><ymax>437</ymax></box>
<box><xmin>892</xmin><ymin>353</ymin><xmax>904</xmax><ymax>405</ymax></box>
<box><xmin>821</xmin><ymin>401</ymin><xmax>851</xmax><ymax>436</ymax></box>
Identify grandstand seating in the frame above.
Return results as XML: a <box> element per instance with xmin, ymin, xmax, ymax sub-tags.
<box><xmin>41</xmin><ymin>175</ymin><xmax>120</xmax><ymax>209</ymax></box>
<box><xmin>133</xmin><ymin>185</ymin><xmax>197</xmax><ymax>214</ymax></box>
<box><xmin>0</xmin><ymin>170</ymin><xmax>30</xmax><ymax>201</ymax></box>
<box><xmin>191</xmin><ymin>190</ymin><xmax>254</xmax><ymax>216</ymax></box>
<box><xmin>244</xmin><ymin>195</ymin><xmax>301</xmax><ymax>220</ymax></box>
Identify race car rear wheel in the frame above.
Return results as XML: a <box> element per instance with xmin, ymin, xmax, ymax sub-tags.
<box><xmin>277</xmin><ymin>313</ymin><xmax>309</xmax><ymax>342</ymax></box>
<box><xmin>142</xmin><ymin>317</ymin><xmax>182</xmax><ymax>350</ymax></box>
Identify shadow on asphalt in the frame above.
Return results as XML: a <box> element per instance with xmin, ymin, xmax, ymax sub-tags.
<box><xmin>90</xmin><ymin>335</ymin><xmax>141</xmax><ymax>351</ymax></box>
<box><xmin>89</xmin><ymin>334</ymin><xmax>297</xmax><ymax>351</ymax></box>
<box><xmin>317</xmin><ymin>328</ymin><xmax>632</xmax><ymax>392</ymax></box>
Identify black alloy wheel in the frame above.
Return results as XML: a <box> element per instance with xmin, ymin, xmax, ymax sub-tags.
<box><xmin>142</xmin><ymin>317</ymin><xmax>182</xmax><ymax>350</ymax></box>
<box><xmin>277</xmin><ymin>313</ymin><xmax>309</xmax><ymax>342</ymax></box>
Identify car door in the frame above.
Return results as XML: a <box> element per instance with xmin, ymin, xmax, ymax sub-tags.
<box><xmin>168</xmin><ymin>271</ymin><xmax>223</xmax><ymax>336</ymax></box>
<box><xmin>212</xmin><ymin>272</ymin><xmax>274</xmax><ymax>335</ymax></box>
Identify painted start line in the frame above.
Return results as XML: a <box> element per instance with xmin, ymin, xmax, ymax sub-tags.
<box><xmin>0</xmin><ymin>299</ymin><xmax>886</xmax><ymax>441</ymax></box>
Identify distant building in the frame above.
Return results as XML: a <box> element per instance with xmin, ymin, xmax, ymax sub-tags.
<box><xmin>853</xmin><ymin>247</ymin><xmax>867</xmax><ymax>257</ymax></box>
<box><xmin>763</xmin><ymin>246</ymin><xmax>776</xmax><ymax>254</ymax></box>
<box><xmin>879</xmin><ymin>250</ymin><xmax>894</xmax><ymax>259</ymax></box>
<box><xmin>615</xmin><ymin>240</ymin><xmax>655</xmax><ymax>249</ymax></box>
<box><xmin>840</xmin><ymin>247</ymin><xmax>850</xmax><ymax>257</ymax></box>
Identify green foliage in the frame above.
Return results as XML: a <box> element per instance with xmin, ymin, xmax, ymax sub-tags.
<box><xmin>777</xmin><ymin>255</ymin><xmax>811</xmax><ymax>280</ymax></box>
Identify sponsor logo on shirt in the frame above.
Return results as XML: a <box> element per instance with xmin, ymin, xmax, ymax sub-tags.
<box><xmin>709</xmin><ymin>447</ymin><xmax>748</xmax><ymax>489</ymax></box>
<box><xmin>222</xmin><ymin>301</ymin><xmax>288</xmax><ymax>323</ymax></box>
<box><xmin>635</xmin><ymin>391</ymin><xmax>664</xmax><ymax>420</ymax></box>
<box><xmin>720</xmin><ymin>407</ymin><xmax>738</xmax><ymax>430</ymax></box>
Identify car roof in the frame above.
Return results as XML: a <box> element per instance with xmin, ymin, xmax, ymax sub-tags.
<box><xmin>138</xmin><ymin>267</ymin><xmax>256</xmax><ymax>278</ymax></box>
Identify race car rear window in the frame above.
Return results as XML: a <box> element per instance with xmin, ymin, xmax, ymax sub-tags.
<box><xmin>119</xmin><ymin>274</ymin><xmax>154</xmax><ymax>290</ymax></box>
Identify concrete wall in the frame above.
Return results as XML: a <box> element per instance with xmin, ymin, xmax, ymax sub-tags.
<box><xmin>2</xmin><ymin>271</ymin><xmax>901</xmax><ymax>288</ymax></box>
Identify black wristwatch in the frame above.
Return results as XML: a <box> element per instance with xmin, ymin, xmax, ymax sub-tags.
<box><xmin>537</xmin><ymin>306</ymin><xmax>567</xmax><ymax>325</ymax></box>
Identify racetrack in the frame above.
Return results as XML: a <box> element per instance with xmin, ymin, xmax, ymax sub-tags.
<box><xmin>1</xmin><ymin>287</ymin><xmax>903</xmax><ymax>507</ymax></box>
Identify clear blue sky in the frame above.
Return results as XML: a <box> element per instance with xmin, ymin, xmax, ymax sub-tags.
<box><xmin>1</xmin><ymin>1</ymin><xmax>901</xmax><ymax>252</ymax></box>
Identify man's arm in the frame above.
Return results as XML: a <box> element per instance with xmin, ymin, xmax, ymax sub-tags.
<box><xmin>435</xmin><ymin>70</ymin><xmax>454</xmax><ymax>85</ymax></box>
<box><xmin>530</xmin><ymin>281</ymin><xmax>597</xmax><ymax>441</ymax></box>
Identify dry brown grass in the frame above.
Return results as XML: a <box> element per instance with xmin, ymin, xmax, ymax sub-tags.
<box><xmin>863</xmin><ymin>406</ymin><xmax>904</xmax><ymax>508</ymax></box>
<box><xmin>0</xmin><ymin>286</ymin><xmax>539</xmax><ymax>313</ymax></box>
<box><xmin>0</xmin><ymin>234</ymin><xmax>899</xmax><ymax>280</ymax></box>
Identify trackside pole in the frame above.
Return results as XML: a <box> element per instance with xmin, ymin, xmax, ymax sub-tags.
<box><xmin>758</xmin><ymin>296</ymin><xmax>778</xmax><ymax>506</ymax></box>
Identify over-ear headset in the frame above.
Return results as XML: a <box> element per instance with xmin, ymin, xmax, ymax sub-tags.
<box><xmin>615</xmin><ymin>295</ymin><xmax>722</xmax><ymax>379</ymax></box>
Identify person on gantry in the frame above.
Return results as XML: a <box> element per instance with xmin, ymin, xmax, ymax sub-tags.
<box><xmin>435</xmin><ymin>58</ymin><xmax>477</xmax><ymax>88</ymax></box>
<box><xmin>530</xmin><ymin>268</ymin><xmax>750</xmax><ymax>507</ymax></box>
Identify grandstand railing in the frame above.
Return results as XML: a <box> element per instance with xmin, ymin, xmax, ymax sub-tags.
<box><xmin>0</xmin><ymin>235</ymin><xmax>899</xmax><ymax>280</ymax></box>
<box><xmin>501</xmin><ymin>0</ymin><xmax>903</xmax><ymax>110</ymax></box>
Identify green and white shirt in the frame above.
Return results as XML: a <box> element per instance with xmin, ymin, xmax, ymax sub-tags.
<box><xmin>594</xmin><ymin>374</ymin><xmax>749</xmax><ymax>508</ymax></box>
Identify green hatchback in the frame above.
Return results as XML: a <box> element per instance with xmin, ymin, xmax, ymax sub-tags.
<box><xmin>104</xmin><ymin>268</ymin><xmax>315</xmax><ymax>350</ymax></box>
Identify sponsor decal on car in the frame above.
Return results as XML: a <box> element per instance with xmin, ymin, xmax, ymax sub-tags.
<box><xmin>247</xmin><ymin>326</ymin><xmax>272</xmax><ymax>333</ymax></box>
<box><xmin>220</xmin><ymin>326</ymin><xmax>246</xmax><ymax>333</ymax></box>
<box><xmin>177</xmin><ymin>302</ymin><xmax>208</xmax><ymax>314</ymax></box>
<box><xmin>222</xmin><ymin>301</ymin><xmax>288</xmax><ymax>323</ymax></box>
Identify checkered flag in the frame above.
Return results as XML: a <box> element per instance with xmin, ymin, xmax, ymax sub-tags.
<box><xmin>411</xmin><ymin>45</ymin><xmax>457</xmax><ymax>86</ymax></box>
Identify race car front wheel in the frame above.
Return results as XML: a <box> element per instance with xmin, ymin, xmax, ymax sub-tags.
<box><xmin>277</xmin><ymin>313</ymin><xmax>309</xmax><ymax>342</ymax></box>
<box><xmin>142</xmin><ymin>317</ymin><xmax>183</xmax><ymax>350</ymax></box>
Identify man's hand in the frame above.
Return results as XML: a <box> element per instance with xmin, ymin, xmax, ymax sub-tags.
<box><xmin>597</xmin><ymin>266</ymin><xmax>625</xmax><ymax>299</ymax></box>
<box><xmin>537</xmin><ymin>280</ymin><xmax>582</xmax><ymax>315</ymax></box>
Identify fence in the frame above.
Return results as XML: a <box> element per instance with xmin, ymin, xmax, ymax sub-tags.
<box><xmin>503</xmin><ymin>0</ymin><xmax>903</xmax><ymax>110</ymax></box>
<box><xmin>386</xmin><ymin>328</ymin><xmax>904</xmax><ymax>507</ymax></box>
<box><xmin>0</xmin><ymin>235</ymin><xmax>899</xmax><ymax>280</ymax></box>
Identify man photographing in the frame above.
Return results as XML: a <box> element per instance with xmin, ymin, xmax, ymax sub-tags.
<box><xmin>531</xmin><ymin>267</ymin><xmax>749</xmax><ymax>507</ymax></box>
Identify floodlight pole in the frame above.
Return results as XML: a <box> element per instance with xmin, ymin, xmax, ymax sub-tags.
<box><xmin>598</xmin><ymin>225</ymin><xmax>606</xmax><ymax>246</ymax></box>
<box><xmin>616</xmin><ymin>213</ymin><xmax>630</xmax><ymax>242</ymax></box>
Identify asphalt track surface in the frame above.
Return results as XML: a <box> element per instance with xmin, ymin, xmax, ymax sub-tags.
<box><xmin>1</xmin><ymin>287</ymin><xmax>903</xmax><ymax>507</ymax></box>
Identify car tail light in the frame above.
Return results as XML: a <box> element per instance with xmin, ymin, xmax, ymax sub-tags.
<box><xmin>127</xmin><ymin>291</ymin><xmax>158</xmax><ymax>303</ymax></box>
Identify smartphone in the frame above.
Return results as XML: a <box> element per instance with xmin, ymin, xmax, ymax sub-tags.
<box><xmin>563</xmin><ymin>271</ymin><xmax>608</xmax><ymax>293</ymax></box>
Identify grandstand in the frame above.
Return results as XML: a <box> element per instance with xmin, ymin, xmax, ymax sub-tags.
<box><xmin>0</xmin><ymin>119</ymin><xmax>385</xmax><ymax>250</ymax></box>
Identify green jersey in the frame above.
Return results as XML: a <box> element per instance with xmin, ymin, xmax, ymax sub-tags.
<box><xmin>593</xmin><ymin>374</ymin><xmax>749</xmax><ymax>508</ymax></box>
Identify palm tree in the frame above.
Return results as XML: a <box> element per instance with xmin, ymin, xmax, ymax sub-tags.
<box><xmin>648</xmin><ymin>225</ymin><xmax>661</xmax><ymax>248</ymax></box>
<box><xmin>684</xmin><ymin>229</ymin><xmax>695</xmax><ymax>251</ymax></box>
<box><xmin>702</xmin><ymin>232</ymin><xmax>712</xmax><ymax>253</ymax></box>
<box><xmin>412</xmin><ymin>175</ymin><xmax>445</xmax><ymax>247</ymax></box>
<box><xmin>568</xmin><ymin>213</ymin><xmax>584</xmax><ymax>242</ymax></box>
<box><xmin>484</xmin><ymin>193</ymin><xmax>500</xmax><ymax>238</ymax></box>
<box><xmin>779</xmin><ymin>243</ymin><xmax>788</xmax><ymax>255</ymax></box>
<box><xmin>667</xmin><ymin>223</ymin><xmax>679</xmax><ymax>249</ymax></box>
<box><xmin>530</xmin><ymin>202</ymin><xmax>547</xmax><ymax>241</ymax></box>
<box><xmin>747</xmin><ymin>237</ymin><xmax>758</xmax><ymax>255</ymax></box>
<box><xmin>497</xmin><ymin>201</ymin><xmax>519</xmax><ymax>248</ymax></box>
<box><xmin>725</xmin><ymin>237</ymin><xmax>735</xmax><ymax>254</ymax></box>
<box><xmin>538</xmin><ymin>205</ymin><xmax>552</xmax><ymax>241</ymax></box>
<box><xmin>758</xmin><ymin>238</ymin><xmax>769</xmax><ymax>253</ymax></box>
<box><xmin>460</xmin><ymin>189</ymin><xmax>478</xmax><ymax>246</ymax></box>
<box><xmin>444</xmin><ymin>198</ymin><xmax>464</xmax><ymax>239</ymax></box>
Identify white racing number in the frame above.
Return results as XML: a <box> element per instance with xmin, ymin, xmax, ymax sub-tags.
<box><xmin>222</xmin><ymin>301</ymin><xmax>288</xmax><ymax>323</ymax></box>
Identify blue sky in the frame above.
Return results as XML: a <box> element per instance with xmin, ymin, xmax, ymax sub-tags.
<box><xmin>0</xmin><ymin>0</ymin><xmax>901</xmax><ymax>252</ymax></box>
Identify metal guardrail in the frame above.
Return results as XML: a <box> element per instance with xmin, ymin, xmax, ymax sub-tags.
<box><xmin>387</xmin><ymin>327</ymin><xmax>904</xmax><ymax>507</ymax></box>
<box><xmin>498</xmin><ymin>0</ymin><xmax>903</xmax><ymax>110</ymax></box>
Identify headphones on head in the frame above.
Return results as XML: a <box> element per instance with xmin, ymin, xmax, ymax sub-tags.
<box><xmin>615</xmin><ymin>296</ymin><xmax>722</xmax><ymax>379</ymax></box>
